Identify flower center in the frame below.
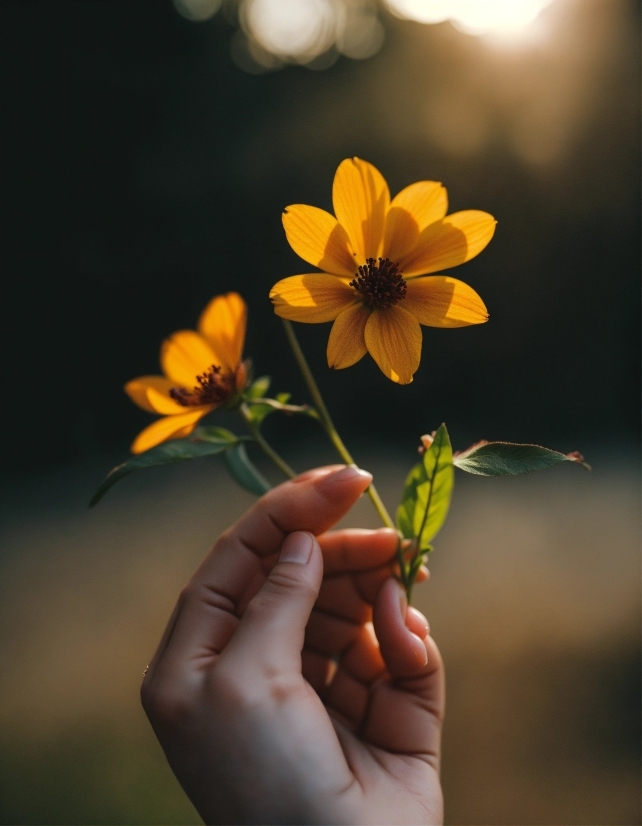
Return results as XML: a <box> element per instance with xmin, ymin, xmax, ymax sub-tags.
<box><xmin>349</xmin><ymin>257</ymin><xmax>407</xmax><ymax>310</ymax></box>
<box><xmin>170</xmin><ymin>365</ymin><xmax>236</xmax><ymax>407</ymax></box>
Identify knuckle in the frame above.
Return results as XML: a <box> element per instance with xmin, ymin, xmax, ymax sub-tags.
<box><xmin>265</xmin><ymin>673</ymin><xmax>304</xmax><ymax>707</ymax></box>
<box><xmin>208</xmin><ymin>663</ymin><xmax>301</xmax><ymax>712</ymax></box>
<box><xmin>266</xmin><ymin>565</ymin><xmax>312</xmax><ymax>597</ymax></box>
<box><xmin>206</xmin><ymin>664</ymin><xmax>259</xmax><ymax>711</ymax></box>
<box><xmin>140</xmin><ymin>675</ymin><xmax>191</xmax><ymax>726</ymax></box>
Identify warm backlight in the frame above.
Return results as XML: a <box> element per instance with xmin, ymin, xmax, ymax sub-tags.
<box><xmin>383</xmin><ymin>0</ymin><xmax>556</xmax><ymax>35</ymax></box>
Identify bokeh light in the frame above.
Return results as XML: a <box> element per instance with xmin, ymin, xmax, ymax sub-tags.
<box><xmin>235</xmin><ymin>0</ymin><xmax>386</xmax><ymax>70</ymax></box>
<box><xmin>383</xmin><ymin>0</ymin><xmax>556</xmax><ymax>35</ymax></box>
<box><xmin>241</xmin><ymin>0</ymin><xmax>336</xmax><ymax>62</ymax></box>
<box><xmin>172</xmin><ymin>0</ymin><xmax>222</xmax><ymax>23</ymax></box>
<box><xmin>335</xmin><ymin>1</ymin><xmax>385</xmax><ymax>60</ymax></box>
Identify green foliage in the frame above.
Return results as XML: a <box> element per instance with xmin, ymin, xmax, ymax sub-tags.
<box><xmin>245</xmin><ymin>392</ymin><xmax>293</xmax><ymax>426</ymax></box>
<box><xmin>453</xmin><ymin>441</ymin><xmax>590</xmax><ymax>476</ymax></box>
<box><xmin>396</xmin><ymin>424</ymin><xmax>454</xmax><ymax>551</ymax></box>
<box><xmin>246</xmin><ymin>375</ymin><xmax>271</xmax><ymax>400</ymax></box>
<box><xmin>224</xmin><ymin>443</ymin><xmax>272</xmax><ymax>495</ymax></box>
<box><xmin>196</xmin><ymin>426</ymin><xmax>241</xmax><ymax>443</ymax></box>
<box><xmin>90</xmin><ymin>427</ymin><xmax>242</xmax><ymax>506</ymax></box>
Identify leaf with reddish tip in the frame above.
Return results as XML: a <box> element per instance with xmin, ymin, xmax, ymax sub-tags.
<box><xmin>453</xmin><ymin>441</ymin><xmax>590</xmax><ymax>477</ymax></box>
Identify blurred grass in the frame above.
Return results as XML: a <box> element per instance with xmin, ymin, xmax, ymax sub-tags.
<box><xmin>0</xmin><ymin>445</ymin><xmax>639</xmax><ymax>825</ymax></box>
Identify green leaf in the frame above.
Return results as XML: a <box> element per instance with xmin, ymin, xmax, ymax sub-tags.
<box><xmin>245</xmin><ymin>401</ymin><xmax>275</xmax><ymax>426</ymax></box>
<box><xmin>396</xmin><ymin>462</ymin><xmax>425</xmax><ymax>540</ymax></box>
<box><xmin>396</xmin><ymin>424</ymin><xmax>454</xmax><ymax>550</ymax></box>
<box><xmin>414</xmin><ymin>425</ymin><xmax>455</xmax><ymax>548</ymax></box>
<box><xmin>224</xmin><ymin>443</ymin><xmax>272</xmax><ymax>496</ymax></box>
<box><xmin>245</xmin><ymin>392</ymin><xmax>300</xmax><ymax>427</ymax></box>
<box><xmin>193</xmin><ymin>425</ymin><xmax>239</xmax><ymax>443</ymax></box>
<box><xmin>453</xmin><ymin>441</ymin><xmax>590</xmax><ymax>476</ymax></box>
<box><xmin>246</xmin><ymin>375</ymin><xmax>271</xmax><ymax>400</ymax></box>
<box><xmin>90</xmin><ymin>427</ymin><xmax>240</xmax><ymax>507</ymax></box>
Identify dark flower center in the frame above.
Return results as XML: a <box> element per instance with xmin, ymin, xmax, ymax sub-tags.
<box><xmin>170</xmin><ymin>365</ymin><xmax>236</xmax><ymax>407</ymax></box>
<box><xmin>349</xmin><ymin>257</ymin><xmax>407</xmax><ymax>310</ymax></box>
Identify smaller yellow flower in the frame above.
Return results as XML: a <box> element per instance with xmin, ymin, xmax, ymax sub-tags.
<box><xmin>270</xmin><ymin>158</ymin><xmax>496</xmax><ymax>383</ymax></box>
<box><xmin>125</xmin><ymin>293</ymin><xmax>247</xmax><ymax>454</ymax></box>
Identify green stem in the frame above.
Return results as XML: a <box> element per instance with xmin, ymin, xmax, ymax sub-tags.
<box><xmin>395</xmin><ymin>537</ymin><xmax>410</xmax><ymax>596</ymax></box>
<box><xmin>239</xmin><ymin>403</ymin><xmax>296</xmax><ymax>479</ymax></box>
<box><xmin>282</xmin><ymin>319</ymin><xmax>395</xmax><ymax>530</ymax></box>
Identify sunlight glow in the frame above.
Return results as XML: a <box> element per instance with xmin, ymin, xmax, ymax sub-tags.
<box><xmin>383</xmin><ymin>0</ymin><xmax>555</xmax><ymax>35</ymax></box>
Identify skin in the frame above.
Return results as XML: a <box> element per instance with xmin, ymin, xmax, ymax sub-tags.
<box><xmin>142</xmin><ymin>465</ymin><xmax>445</xmax><ymax>825</ymax></box>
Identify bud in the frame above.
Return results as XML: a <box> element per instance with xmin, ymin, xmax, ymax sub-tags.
<box><xmin>418</xmin><ymin>432</ymin><xmax>435</xmax><ymax>455</ymax></box>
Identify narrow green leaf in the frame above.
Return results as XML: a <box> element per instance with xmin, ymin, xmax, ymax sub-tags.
<box><xmin>90</xmin><ymin>428</ymin><xmax>241</xmax><ymax>507</ymax></box>
<box><xmin>414</xmin><ymin>425</ymin><xmax>454</xmax><ymax>549</ymax></box>
<box><xmin>453</xmin><ymin>441</ymin><xmax>590</xmax><ymax>476</ymax></box>
<box><xmin>224</xmin><ymin>443</ymin><xmax>272</xmax><ymax>496</ymax></box>
<box><xmin>396</xmin><ymin>423</ymin><xmax>454</xmax><ymax>550</ymax></box>
<box><xmin>246</xmin><ymin>375</ymin><xmax>271</xmax><ymax>400</ymax></box>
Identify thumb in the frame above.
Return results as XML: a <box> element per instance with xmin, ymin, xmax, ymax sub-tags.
<box><xmin>220</xmin><ymin>531</ymin><xmax>323</xmax><ymax>676</ymax></box>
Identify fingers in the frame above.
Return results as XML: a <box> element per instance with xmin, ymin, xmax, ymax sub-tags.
<box><xmin>373</xmin><ymin>579</ymin><xmax>428</xmax><ymax>677</ymax></box>
<box><xmin>318</xmin><ymin>528</ymin><xmax>398</xmax><ymax>575</ymax></box>
<box><xmin>154</xmin><ymin>465</ymin><xmax>373</xmax><ymax>674</ymax></box>
<box><xmin>201</xmin><ymin>465</ymin><xmax>373</xmax><ymax>614</ymax></box>
<box><xmin>220</xmin><ymin>532</ymin><xmax>323</xmax><ymax>679</ymax></box>
<box><xmin>362</xmin><ymin>577</ymin><xmax>445</xmax><ymax>761</ymax></box>
<box><xmin>323</xmin><ymin>623</ymin><xmax>386</xmax><ymax>729</ymax></box>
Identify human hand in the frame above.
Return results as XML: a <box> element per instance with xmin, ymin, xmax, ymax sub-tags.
<box><xmin>142</xmin><ymin>465</ymin><xmax>444</xmax><ymax>825</ymax></box>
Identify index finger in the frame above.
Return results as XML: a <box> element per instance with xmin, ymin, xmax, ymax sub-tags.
<box><xmin>149</xmin><ymin>465</ymin><xmax>374</xmax><ymax>676</ymax></box>
<box><xmin>318</xmin><ymin>528</ymin><xmax>398</xmax><ymax>575</ymax></box>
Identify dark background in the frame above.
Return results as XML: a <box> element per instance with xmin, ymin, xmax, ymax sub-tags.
<box><xmin>2</xmin><ymin>0</ymin><xmax>640</xmax><ymax>472</ymax></box>
<box><xmin>0</xmin><ymin>2</ymin><xmax>640</xmax><ymax>825</ymax></box>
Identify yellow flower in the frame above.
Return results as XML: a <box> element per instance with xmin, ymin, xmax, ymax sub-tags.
<box><xmin>270</xmin><ymin>158</ymin><xmax>495</xmax><ymax>384</ymax></box>
<box><xmin>125</xmin><ymin>293</ymin><xmax>248</xmax><ymax>454</ymax></box>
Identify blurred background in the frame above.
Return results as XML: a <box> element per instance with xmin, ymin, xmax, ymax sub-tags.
<box><xmin>1</xmin><ymin>0</ymin><xmax>639</xmax><ymax>823</ymax></box>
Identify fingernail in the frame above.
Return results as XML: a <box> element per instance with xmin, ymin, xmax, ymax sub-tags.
<box><xmin>397</xmin><ymin>581</ymin><xmax>408</xmax><ymax>617</ymax></box>
<box><xmin>280</xmin><ymin>532</ymin><xmax>314</xmax><ymax>565</ymax></box>
<box><xmin>292</xmin><ymin>466</ymin><xmax>343</xmax><ymax>484</ymax></box>
<box><xmin>317</xmin><ymin>465</ymin><xmax>373</xmax><ymax>487</ymax></box>
<box><xmin>407</xmin><ymin>606</ymin><xmax>429</xmax><ymax>637</ymax></box>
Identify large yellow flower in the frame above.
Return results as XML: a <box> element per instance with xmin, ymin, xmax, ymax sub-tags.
<box><xmin>270</xmin><ymin>158</ymin><xmax>495</xmax><ymax>384</ymax></box>
<box><xmin>125</xmin><ymin>293</ymin><xmax>247</xmax><ymax>454</ymax></box>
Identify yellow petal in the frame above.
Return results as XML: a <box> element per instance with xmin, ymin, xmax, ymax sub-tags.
<box><xmin>398</xmin><ymin>210</ymin><xmax>497</xmax><ymax>277</ymax></box>
<box><xmin>282</xmin><ymin>205</ymin><xmax>358</xmax><ymax>277</ymax></box>
<box><xmin>364</xmin><ymin>306</ymin><xmax>422</xmax><ymax>384</ymax></box>
<box><xmin>332</xmin><ymin>158</ymin><xmax>390</xmax><ymax>261</ymax></box>
<box><xmin>270</xmin><ymin>274</ymin><xmax>358</xmax><ymax>322</ymax></box>
<box><xmin>131</xmin><ymin>409</ymin><xmax>208</xmax><ymax>454</ymax></box>
<box><xmin>198</xmin><ymin>292</ymin><xmax>246</xmax><ymax>372</ymax></box>
<box><xmin>125</xmin><ymin>375</ymin><xmax>188</xmax><ymax>414</ymax></box>
<box><xmin>161</xmin><ymin>330</ymin><xmax>219</xmax><ymax>387</ymax></box>
<box><xmin>404</xmin><ymin>276</ymin><xmax>489</xmax><ymax>328</ymax></box>
<box><xmin>383</xmin><ymin>181</ymin><xmax>448</xmax><ymax>261</ymax></box>
<box><xmin>327</xmin><ymin>304</ymin><xmax>370</xmax><ymax>369</ymax></box>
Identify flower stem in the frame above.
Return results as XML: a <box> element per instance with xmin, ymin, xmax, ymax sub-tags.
<box><xmin>281</xmin><ymin>319</ymin><xmax>395</xmax><ymax>530</ymax></box>
<box><xmin>239</xmin><ymin>403</ymin><xmax>296</xmax><ymax>479</ymax></box>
